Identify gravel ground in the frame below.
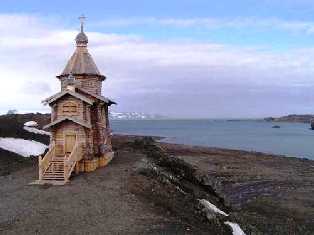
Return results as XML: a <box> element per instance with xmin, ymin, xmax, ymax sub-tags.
<box><xmin>0</xmin><ymin>149</ymin><xmax>204</xmax><ymax>235</ymax></box>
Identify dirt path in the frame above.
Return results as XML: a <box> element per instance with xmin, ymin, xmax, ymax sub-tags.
<box><xmin>0</xmin><ymin>150</ymin><xmax>198</xmax><ymax>235</ymax></box>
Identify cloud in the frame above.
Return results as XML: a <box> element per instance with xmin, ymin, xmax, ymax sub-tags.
<box><xmin>1</xmin><ymin>14</ymin><xmax>314</xmax><ymax>117</ymax></box>
<box><xmin>94</xmin><ymin>17</ymin><xmax>314</xmax><ymax>34</ymax></box>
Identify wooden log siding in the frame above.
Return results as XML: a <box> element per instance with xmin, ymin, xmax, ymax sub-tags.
<box><xmin>83</xmin><ymin>103</ymin><xmax>87</xmax><ymax>122</ymax></box>
<box><xmin>87</xmin><ymin>105</ymin><xmax>91</xmax><ymax>124</ymax></box>
<box><xmin>90</xmin><ymin>104</ymin><xmax>100</xmax><ymax>156</ymax></box>
<box><xmin>60</xmin><ymin>76</ymin><xmax>101</xmax><ymax>96</ymax></box>
<box><xmin>53</xmin><ymin>122</ymin><xmax>87</xmax><ymax>158</ymax></box>
<box><xmin>62</xmin><ymin>75</ymin><xmax>102</xmax><ymax>95</ymax></box>
<box><xmin>79</xmin><ymin>77</ymin><xmax>102</xmax><ymax>95</ymax></box>
<box><xmin>51</xmin><ymin>104</ymin><xmax>57</xmax><ymax>122</ymax></box>
<box><xmin>85</xmin><ymin>128</ymin><xmax>93</xmax><ymax>159</ymax></box>
<box><xmin>105</xmin><ymin>105</ymin><xmax>109</xmax><ymax>128</ymax></box>
<box><xmin>56</xmin><ymin>97</ymin><xmax>83</xmax><ymax>120</ymax></box>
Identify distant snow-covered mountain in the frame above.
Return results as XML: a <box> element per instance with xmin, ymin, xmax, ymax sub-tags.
<box><xmin>109</xmin><ymin>111</ymin><xmax>166</xmax><ymax>120</ymax></box>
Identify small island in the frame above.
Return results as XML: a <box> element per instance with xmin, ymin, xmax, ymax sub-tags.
<box><xmin>265</xmin><ymin>114</ymin><xmax>314</xmax><ymax>123</ymax></box>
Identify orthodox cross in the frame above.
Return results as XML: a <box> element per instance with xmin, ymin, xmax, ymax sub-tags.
<box><xmin>79</xmin><ymin>14</ymin><xmax>86</xmax><ymax>32</ymax></box>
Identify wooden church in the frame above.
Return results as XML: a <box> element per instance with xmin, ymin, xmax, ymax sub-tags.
<box><xmin>38</xmin><ymin>17</ymin><xmax>116</xmax><ymax>184</ymax></box>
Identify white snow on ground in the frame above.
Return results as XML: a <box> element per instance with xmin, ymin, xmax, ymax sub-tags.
<box><xmin>24</xmin><ymin>121</ymin><xmax>38</xmax><ymax>127</ymax></box>
<box><xmin>0</xmin><ymin>137</ymin><xmax>47</xmax><ymax>157</ymax></box>
<box><xmin>198</xmin><ymin>199</ymin><xmax>229</xmax><ymax>217</ymax></box>
<box><xmin>224</xmin><ymin>222</ymin><xmax>246</xmax><ymax>235</ymax></box>
<box><xmin>23</xmin><ymin>126</ymin><xmax>51</xmax><ymax>136</ymax></box>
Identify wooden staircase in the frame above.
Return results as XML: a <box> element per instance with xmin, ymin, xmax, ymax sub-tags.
<box><xmin>42</xmin><ymin>157</ymin><xmax>66</xmax><ymax>181</ymax></box>
<box><xmin>38</xmin><ymin>142</ymin><xmax>84</xmax><ymax>185</ymax></box>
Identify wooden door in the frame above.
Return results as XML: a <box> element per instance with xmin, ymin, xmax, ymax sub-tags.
<box><xmin>65</xmin><ymin>133</ymin><xmax>76</xmax><ymax>155</ymax></box>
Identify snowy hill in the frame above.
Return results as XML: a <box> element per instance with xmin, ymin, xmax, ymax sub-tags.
<box><xmin>109</xmin><ymin>111</ymin><xmax>166</xmax><ymax>120</ymax></box>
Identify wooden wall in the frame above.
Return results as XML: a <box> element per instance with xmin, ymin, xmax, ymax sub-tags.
<box><xmin>52</xmin><ymin>122</ymin><xmax>90</xmax><ymax>158</ymax></box>
<box><xmin>51</xmin><ymin>74</ymin><xmax>113</xmax><ymax>160</ymax></box>
<box><xmin>60</xmin><ymin>75</ymin><xmax>102</xmax><ymax>95</ymax></box>
<box><xmin>54</xmin><ymin>96</ymin><xmax>84</xmax><ymax>120</ymax></box>
<box><xmin>79</xmin><ymin>77</ymin><xmax>102</xmax><ymax>95</ymax></box>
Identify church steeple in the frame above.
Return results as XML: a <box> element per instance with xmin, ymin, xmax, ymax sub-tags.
<box><xmin>57</xmin><ymin>15</ymin><xmax>106</xmax><ymax>83</ymax></box>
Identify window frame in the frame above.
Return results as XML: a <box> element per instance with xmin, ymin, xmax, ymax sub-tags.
<box><xmin>62</xmin><ymin>101</ymin><xmax>78</xmax><ymax>115</ymax></box>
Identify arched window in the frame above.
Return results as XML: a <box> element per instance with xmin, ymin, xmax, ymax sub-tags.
<box><xmin>63</xmin><ymin>101</ymin><xmax>77</xmax><ymax>114</ymax></box>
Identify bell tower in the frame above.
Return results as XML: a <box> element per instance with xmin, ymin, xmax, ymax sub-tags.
<box><xmin>57</xmin><ymin>15</ymin><xmax>105</xmax><ymax>96</ymax></box>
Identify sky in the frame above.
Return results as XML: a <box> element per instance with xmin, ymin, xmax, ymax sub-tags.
<box><xmin>1</xmin><ymin>0</ymin><xmax>314</xmax><ymax>118</ymax></box>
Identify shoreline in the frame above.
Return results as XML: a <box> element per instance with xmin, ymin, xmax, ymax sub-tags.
<box><xmin>115</xmin><ymin>133</ymin><xmax>314</xmax><ymax>161</ymax></box>
<box><xmin>113</xmin><ymin>134</ymin><xmax>314</xmax><ymax>234</ymax></box>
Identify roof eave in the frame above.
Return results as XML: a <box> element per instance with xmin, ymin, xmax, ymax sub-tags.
<box><xmin>44</xmin><ymin>117</ymin><xmax>92</xmax><ymax>130</ymax></box>
<box><xmin>76</xmin><ymin>87</ymin><xmax>116</xmax><ymax>105</ymax></box>
<box><xmin>43</xmin><ymin>90</ymin><xmax>94</xmax><ymax>106</ymax></box>
<box><xmin>56</xmin><ymin>73</ymin><xmax>106</xmax><ymax>81</ymax></box>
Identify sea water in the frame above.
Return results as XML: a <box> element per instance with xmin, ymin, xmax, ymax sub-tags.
<box><xmin>111</xmin><ymin>119</ymin><xmax>314</xmax><ymax>160</ymax></box>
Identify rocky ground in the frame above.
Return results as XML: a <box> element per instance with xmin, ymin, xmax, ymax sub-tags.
<box><xmin>0</xmin><ymin>114</ymin><xmax>314</xmax><ymax>234</ymax></box>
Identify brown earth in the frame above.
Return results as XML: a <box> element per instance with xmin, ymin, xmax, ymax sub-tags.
<box><xmin>159</xmin><ymin>141</ymin><xmax>314</xmax><ymax>234</ymax></box>
<box><xmin>0</xmin><ymin>151</ymin><xmax>203</xmax><ymax>235</ymax></box>
<box><xmin>0</xmin><ymin>135</ymin><xmax>229</xmax><ymax>235</ymax></box>
<box><xmin>0</xmin><ymin>119</ymin><xmax>314</xmax><ymax>234</ymax></box>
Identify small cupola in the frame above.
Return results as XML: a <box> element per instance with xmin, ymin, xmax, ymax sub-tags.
<box><xmin>76</xmin><ymin>15</ymin><xmax>88</xmax><ymax>47</ymax></box>
<box><xmin>57</xmin><ymin>15</ymin><xmax>105</xmax><ymax>81</ymax></box>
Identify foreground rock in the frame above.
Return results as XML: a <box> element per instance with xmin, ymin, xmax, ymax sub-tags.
<box><xmin>112</xmin><ymin>135</ymin><xmax>314</xmax><ymax>234</ymax></box>
<box><xmin>159</xmin><ymin>141</ymin><xmax>314</xmax><ymax>234</ymax></box>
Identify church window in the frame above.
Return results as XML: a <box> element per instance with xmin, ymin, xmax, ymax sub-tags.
<box><xmin>63</xmin><ymin>101</ymin><xmax>77</xmax><ymax>114</ymax></box>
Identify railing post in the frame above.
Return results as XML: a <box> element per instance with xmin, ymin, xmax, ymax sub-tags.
<box><xmin>38</xmin><ymin>156</ymin><xmax>43</xmax><ymax>181</ymax></box>
<box><xmin>64</xmin><ymin>161</ymin><xmax>68</xmax><ymax>182</ymax></box>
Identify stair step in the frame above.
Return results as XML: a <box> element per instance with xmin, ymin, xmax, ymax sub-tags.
<box><xmin>43</xmin><ymin>176</ymin><xmax>65</xmax><ymax>179</ymax></box>
<box><xmin>42</xmin><ymin>154</ymin><xmax>75</xmax><ymax>182</ymax></box>
<box><xmin>43</xmin><ymin>175</ymin><xmax>64</xmax><ymax>177</ymax></box>
<box><xmin>42</xmin><ymin>178</ymin><xmax>65</xmax><ymax>181</ymax></box>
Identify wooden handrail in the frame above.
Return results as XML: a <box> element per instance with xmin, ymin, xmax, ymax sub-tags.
<box><xmin>39</xmin><ymin>141</ymin><xmax>55</xmax><ymax>180</ymax></box>
<box><xmin>64</xmin><ymin>142</ymin><xmax>84</xmax><ymax>182</ymax></box>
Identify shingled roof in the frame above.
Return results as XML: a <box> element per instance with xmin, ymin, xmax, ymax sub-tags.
<box><xmin>42</xmin><ymin>90</ymin><xmax>94</xmax><ymax>106</ymax></box>
<box><xmin>57</xmin><ymin>26</ymin><xmax>105</xmax><ymax>80</ymax></box>
<box><xmin>76</xmin><ymin>87</ymin><xmax>117</xmax><ymax>105</ymax></box>
<box><xmin>44</xmin><ymin>117</ymin><xmax>92</xmax><ymax>130</ymax></box>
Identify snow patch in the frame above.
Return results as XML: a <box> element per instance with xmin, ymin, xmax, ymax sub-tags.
<box><xmin>224</xmin><ymin>222</ymin><xmax>246</xmax><ymax>235</ymax></box>
<box><xmin>198</xmin><ymin>199</ymin><xmax>229</xmax><ymax>217</ymax></box>
<box><xmin>24</xmin><ymin>121</ymin><xmax>38</xmax><ymax>127</ymax></box>
<box><xmin>23</xmin><ymin>126</ymin><xmax>51</xmax><ymax>136</ymax></box>
<box><xmin>0</xmin><ymin>137</ymin><xmax>47</xmax><ymax>157</ymax></box>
